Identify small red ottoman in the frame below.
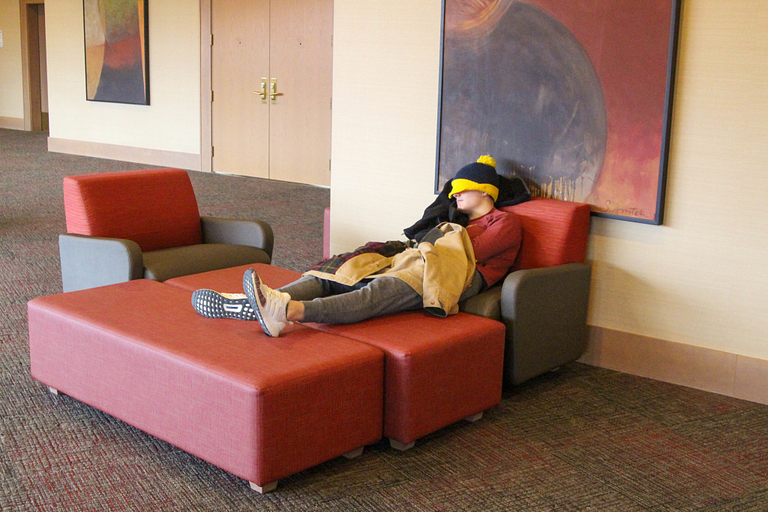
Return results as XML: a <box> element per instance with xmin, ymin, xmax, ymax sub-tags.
<box><xmin>28</xmin><ymin>279</ymin><xmax>384</xmax><ymax>492</ymax></box>
<box><xmin>167</xmin><ymin>264</ymin><xmax>506</xmax><ymax>450</ymax></box>
<box><xmin>313</xmin><ymin>312</ymin><xmax>506</xmax><ymax>449</ymax></box>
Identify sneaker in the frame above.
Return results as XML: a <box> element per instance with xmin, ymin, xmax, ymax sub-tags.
<box><xmin>192</xmin><ymin>289</ymin><xmax>257</xmax><ymax>321</ymax></box>
<box><xmin>243</xmin><ymin>268</ymin><xmax>291</xmax><ymax>337</ymax></box>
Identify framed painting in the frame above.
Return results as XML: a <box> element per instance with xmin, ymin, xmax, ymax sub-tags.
<box><xmin>83</xmin><ymin>0</ymin><xmax>149</xmax><ymax>105</ymax></box>
<box><xmin>436</xmin><ymin>0</ymin><xmax>682</xmax><ymax>224</ymax></box>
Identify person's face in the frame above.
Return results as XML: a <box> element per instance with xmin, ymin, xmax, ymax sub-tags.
<box><xmin>453</xmin><ymin>189</ymin><xmax>488</xmax><ymax>215</ymax></box>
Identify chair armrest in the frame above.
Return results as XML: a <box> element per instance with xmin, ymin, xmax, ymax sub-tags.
<box><xmin>59</xmin><ymin>234</ymin><xmax>143</xmax><ymax>292</ymax></box>
<box><xmin>460</xmin><ymin>285</ymin><xmax>503</xmax><ymax>320</ymax></box>
<box><xmin>200</xmin><ymin>216</ymin><xmax>274</xmax><ymax>260</ymax></box>
<box><xmin>500</xmin><ymin>262</ymin><xmax>592</xmax><ymax>385</ymax></box>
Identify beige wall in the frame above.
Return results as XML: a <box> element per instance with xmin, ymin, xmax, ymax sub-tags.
<box><xmin>0</xmin><ymin>0</ymin><xmax>24</xmax><ymax>124</ymax></box>
<box><xmin>331</xmin><ymin>0</ymin><xmax>768</xmax><ymax>370</ymax></box>
<box><xmin>1</xmin><ymin>0</ymin><xmax>202</xmax><ymax>162</ymax></box>
<box><xmin>589</xmin><ymin>0</ymin><xmax>768</xmax><ymax>360</ymax></box>
<box><xmin>330</xmin><ymin>0</ymin><xmax>444</xmax><ymax>248</ymax></box>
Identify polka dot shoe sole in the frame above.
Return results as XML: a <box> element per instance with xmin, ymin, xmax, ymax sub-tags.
<box><xmin>191</xmin><ymin>289</ymin><xmax>257</xmax><ymax>321</ymax></box>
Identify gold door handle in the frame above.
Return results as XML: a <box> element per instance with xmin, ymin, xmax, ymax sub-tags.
<box><xmin>270</xmin><ymin>78</ymin><xmax>284</xmax><ymax>101</ymax></box>
<box><xmin>254</xmin><ymin>78</ymin><xmax>267</xmax><ymax>101</ymax></box>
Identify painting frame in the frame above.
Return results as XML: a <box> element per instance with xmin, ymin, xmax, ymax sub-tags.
<box><xmin>435</xmin><ymin>0</ymin><xmax>682</xmax><ymax>224</ymax></box>
<box><xmin>83</xmin><ymin>0</ymin><xmax>150</xmax><ymax>106</ymax></box>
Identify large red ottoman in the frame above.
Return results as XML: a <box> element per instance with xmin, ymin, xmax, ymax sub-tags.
<box><xmin>28</xmin><ymin>279</ymin><xmax>384</xmax><ymax>492</ymax></box>
<box><xmin>164</xmin><ymin>262</ymin><xmax>302</xmax><ymax>293</ymax></box>
<box><xmin>166</xmin><ymin>264</ymin><xmax>506</xmax><ymax>450</ymax></box>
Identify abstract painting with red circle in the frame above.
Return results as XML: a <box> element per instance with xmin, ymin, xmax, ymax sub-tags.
<box><xmin>437</xmin><ymin>0</ymin><xmax>681</xmax><ymax>223</ymax></box>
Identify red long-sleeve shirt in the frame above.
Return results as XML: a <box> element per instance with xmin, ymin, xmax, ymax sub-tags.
<box><xmin>465</xmin><ymin>208</ymin><xmax>522</xmax><ymax>287</ymax></box>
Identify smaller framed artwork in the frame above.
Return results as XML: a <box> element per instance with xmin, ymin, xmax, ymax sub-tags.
<box><xmin>83</xmin><ymin>0</ymin><xmax>149</xmax><ymax>105</ymax></box>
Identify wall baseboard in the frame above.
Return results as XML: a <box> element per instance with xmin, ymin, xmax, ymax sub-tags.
<box><xmin>0</xmin><ymin>117</ymin><xmax>26</xmax><ymax>130</ymax></box>
<box><xmin>47</xmin><ymin>137</ymin><xmax>201</xmax><ymax>171</ymax></box>
<box><xmin>579</xmin><ymin>326</ymin><xmax>768</xmax><ymax>406</ymax></box>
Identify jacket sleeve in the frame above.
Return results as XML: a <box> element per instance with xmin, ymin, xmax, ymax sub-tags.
<box><xmin>468</xmin><ymin>212</ymin><xmax>521</xmax><ymax>264</ymax></box>
<box><xmin>468</xmin><ymin>212</ymin><xmax>522</xmax><ymax>288</ymax></box>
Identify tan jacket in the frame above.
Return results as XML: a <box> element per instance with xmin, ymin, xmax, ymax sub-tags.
<box><xmin>305</xmin><ymin>223</ymin><xmax>476</xmax><ymax>316</ymax></box>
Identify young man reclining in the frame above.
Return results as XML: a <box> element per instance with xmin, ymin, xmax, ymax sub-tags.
<box><xmin>191</xmin><ymin>156</ymin><xmax>523</xmax><ymax>337</ymax></box>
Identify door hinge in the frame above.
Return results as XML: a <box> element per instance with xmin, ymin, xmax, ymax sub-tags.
<box><xmin>212</xmin><ymin>146</ymin><xmax>214</xmax><ymax>157</ymax></box>
<box><xmin>211</xmin><ymin>91</ymin><xmax>214</xmax><ymax>102</ymax></box>
<box><xmin>211</xmin><ymin>33</ymin><xmax>214</xmax><ymax>46</ymax></box>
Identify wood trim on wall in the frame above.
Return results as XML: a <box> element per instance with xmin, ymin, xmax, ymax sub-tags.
<box><xmin>20</xmin><ymin>0</ymin><xmax>44</xmax><ymax>132</ymax></box>
<box><xmin>200</xmin><ymin>0</ymin><xmax>212</xmax><ymax>173</ymax></box>
<box><xmin>0</xmin><ymin>117</ymin><xmax>26</xmax><ymax>130</ymax></box>
<box><xmin>47</xmin><ymin>137</ymin><xmax>201</xmax><ymax>171</ymax></box>
<box><xmin>579</xmin><ymin>325</ymin><xmax>768</xmax><ymax>406</ymax></box>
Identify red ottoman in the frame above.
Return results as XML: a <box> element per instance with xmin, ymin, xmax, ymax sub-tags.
<box><xmin>164</xmin><ymin>262</ymin><xmax>302</xmax><ymax>293</ymax></box>
<box><xmin>167</xmin><ymin>264</ymin><xmax>506</xmax><ymax>450</ymax></box>
<box><xmin>313</xmin><ymin>312</ymin><xmax>505</xmax><ymax>449</ymax></box>
<box><xmin>28</xmin><ymin>279</ymin><xmax>384</xmax><ymax>492</ymax></box>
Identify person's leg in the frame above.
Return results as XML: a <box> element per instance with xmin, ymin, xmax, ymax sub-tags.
<box><xmin>277</xmin><ymin>274</ymin><xmax>345</xmax><ymax>301</ymax></box>
<box><xmin>191</xmin><ymin>274</ymin><xmax>330</xmax><ymax>321</ymax></box>
<box><xmin>193</xmin><ymin>270</ymin><xmax>483</xmax><ymax>325</ymax></box>
<box><xmin>299</xmin><ymin>276</ymin><xmax>422</xmax><ymax>325</ymax></box>
<box><xmin>249</xmin><ymin>268</ymin><xmax>402</xmax><ymax>336</ymax></box>
<box><xmin>243</xmin><ymin>268</ymin><xmax>292</xmax><ymax>337</ymax></box>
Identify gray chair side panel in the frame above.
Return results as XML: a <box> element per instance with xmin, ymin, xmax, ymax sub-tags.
<box><xmin>59</xmin><ymin>234</ymin><xmax>143</xmax><ymax>293</ymax></box>
<box><xmin>200</xmin><ymin>217</ymin><xmax>274</xmax><ymax>260</ymax></box>
<box><xmin>142</xmin><ymin>243</ymin><xmax>271</xmax><ymax>282</ymax></box>
<box><xmin>500</xmin><ymin>263</ymin><xmax>592</xmax><ymax>385</ymax></box>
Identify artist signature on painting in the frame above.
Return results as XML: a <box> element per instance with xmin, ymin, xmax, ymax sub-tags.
<box><xmin>595</xmin><ymin>201</ymin><xmax>646</xmax><ymax>217</ymax></box>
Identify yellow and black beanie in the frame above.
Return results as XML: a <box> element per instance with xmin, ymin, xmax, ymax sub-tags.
<box><xmin>448</xmin><ymin>155</ymin><xmax>500</xmax><ymax>201</ymax></box>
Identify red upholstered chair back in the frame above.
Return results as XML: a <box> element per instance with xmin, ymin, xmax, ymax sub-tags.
<box><xmin>63</xmin><ymin>168</ymin><xmax>203</xmax><ymax>252</ymax></box>
<box><xmin>501</xmin><ymin>197</ymin><xmax>591</xmax><ymax>270</ymax></box>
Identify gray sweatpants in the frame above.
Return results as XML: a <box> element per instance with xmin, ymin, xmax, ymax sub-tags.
<box><xmin>278</xmin><ymin>272</ymin><xmax>484</xmax><ymax>325</ymax></box>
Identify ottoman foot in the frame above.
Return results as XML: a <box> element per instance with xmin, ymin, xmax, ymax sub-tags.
<box><xmin>389</xmin><ymin>439</ymin><xmax>415</xmax><ymax>451</ymax></box>
<box><xmin>342</xmin><ymin>447</ymin><xmax>364</xmax><ymax>459</ymax></box>
<box><xmin>48</xmin><ymin>387</ymin><xmax>61</xmax><ymax>396</ymax></box>
<box><xmin>249</xmin><ymin>481</ymin><xmax>278</xmax><ymax>494</ymax></box>
<box><xmin>465</xmin><ymin>411</ymin><xmax>483</xmax><ymax>423</ymax></box>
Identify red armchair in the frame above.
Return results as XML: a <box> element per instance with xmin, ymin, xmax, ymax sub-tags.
<box><xmin>460</xmin><ymin>197</ymin><xmax>592</xmax><ymax>385</ymax></box>
<box><xmin>59</xmin><ymin>168</ymin><xmax>273</xmax><ymax>292</ymax></box>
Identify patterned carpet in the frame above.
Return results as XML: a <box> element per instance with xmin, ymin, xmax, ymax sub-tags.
<box><xmin>3</xmin><ymin>129</ymin><xmax>768</xmax><ymax>511</ymax></box>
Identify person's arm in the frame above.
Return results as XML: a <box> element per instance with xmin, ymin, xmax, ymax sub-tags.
<box><xmin>468</xmin><ymin>212</ymin><xmax>521</xmax><ymax>265</ymax></box>
<box><xmin>467</xmin><ymin>211</ymin><xmax>522</xmax><ymax>288</ymax></box>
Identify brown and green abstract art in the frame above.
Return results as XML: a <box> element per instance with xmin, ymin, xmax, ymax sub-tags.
<box><xmin>83</xmin><ymin>0</ymin><xmax>149</xmax><ymax>105</ymax></box>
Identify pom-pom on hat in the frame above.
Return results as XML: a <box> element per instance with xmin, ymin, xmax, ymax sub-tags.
<box><xmin>449</xmin><ymin>155</ymin><xmax>500</xmax><ymax>201</ymax></box>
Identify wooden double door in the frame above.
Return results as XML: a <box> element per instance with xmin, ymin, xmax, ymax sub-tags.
<box><xmin>211</xmin><ymin>0</ymin><xmax>333</xmax><ymax>186</ymax></box>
